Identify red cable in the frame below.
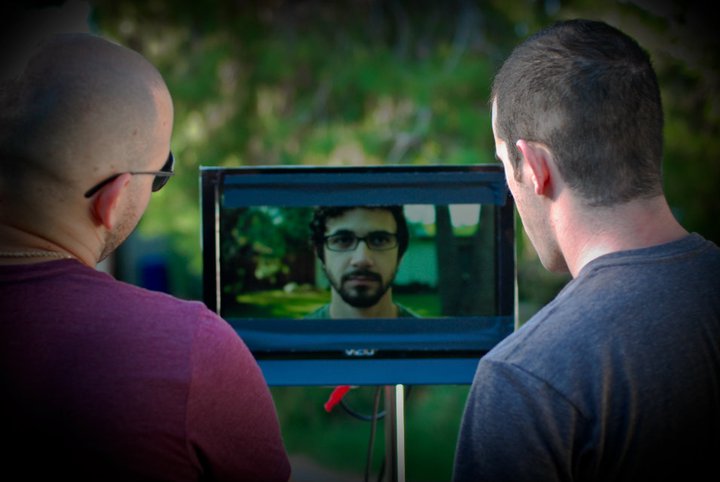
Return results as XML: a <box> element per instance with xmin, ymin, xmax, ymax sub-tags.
<box><xmin>323</xmin><ymin>385</ymin><xmax>352</xmax><ymax>412</ymax></box>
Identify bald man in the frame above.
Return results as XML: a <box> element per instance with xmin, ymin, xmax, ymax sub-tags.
<box><xmin>0</xmin><ymin>31</ymin><xmax>290</xmax><ymax>482</ymax></box>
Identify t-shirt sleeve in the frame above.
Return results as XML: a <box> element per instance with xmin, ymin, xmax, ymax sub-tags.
<box><xmin>185</xmin><ymin>309</ymin><xmax>291</xmax><ymax>482</ymax></box>
<box><xmin>453</xmin><ymin>358</ymin><xmax>584</xmax><ymax>482</ymax></box>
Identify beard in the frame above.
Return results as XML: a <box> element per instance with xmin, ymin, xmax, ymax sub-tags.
<box><xmin>325</xmin><ymin>268</ymin><xmax>396</xmax><ymax>309</ymax></box>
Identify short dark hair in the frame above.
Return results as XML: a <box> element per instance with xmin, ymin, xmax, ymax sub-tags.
<box><xmin>310</xmin><ymin>206</ymin><xmax>409</xmax><ymax>262</ymax></box>
<box><xmin>491</xmin><ymin>19</ymin><xmax>664</xmax><ymax>206</ymax></box>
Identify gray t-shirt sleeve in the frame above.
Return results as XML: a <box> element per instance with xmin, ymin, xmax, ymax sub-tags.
<box><xmin>453</xmin><ymin>359</ymin><xmax>584</xmax><ymax>482</ymax></box>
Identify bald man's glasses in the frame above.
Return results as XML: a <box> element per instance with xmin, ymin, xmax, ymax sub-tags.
<box><xmin>84</xmin><ymin>152</ymin><xmax>175</xmax><ymax>198</ymax></box>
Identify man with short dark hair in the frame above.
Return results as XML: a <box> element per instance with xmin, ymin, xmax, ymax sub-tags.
<box><xmin>453</xmin><ymin>19</ymin><xmax>720</xmax><ymax>482</ymax></box>
<box><xmin>306</xmin><ymin>205</ymin><xmax>416</xmax><ymax>318</ymax></box>
<box><xmin>0</xmin><ymin>13</ymin><xmax>290</xmax><ymax>481</ymax></box>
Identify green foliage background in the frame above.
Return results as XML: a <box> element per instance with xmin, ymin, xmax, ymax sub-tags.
<box><xmin>90</xmin><ymin>0</ymin><xmax>719</xmax><ymax>301</ymax></box>
<box><xmin>85</xmin><ymin>1</ymin><xmax>720</xmax><ymax>480</ymax></box>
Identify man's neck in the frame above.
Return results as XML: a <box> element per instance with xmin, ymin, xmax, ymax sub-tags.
<box><xmin>558</xmin><ymin>195</ymin><xmax>688</xmax><ymax>277</ymax></box>
<box><xmin>0</xmin><ymin>221</ymin><xmax>93</xmax><ymax>267</ymax></box>
<box><xmin>329</xmin><ymin>291</ymin><xmax>398</xmax><ymax>318</ymax></box>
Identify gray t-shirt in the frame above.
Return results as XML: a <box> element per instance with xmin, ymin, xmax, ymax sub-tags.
<box><xmin>454</xmin><ymin>233</ymin><xmax>720</xmax><ymax>482</ymax></box>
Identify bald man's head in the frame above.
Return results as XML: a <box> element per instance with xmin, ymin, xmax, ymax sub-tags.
<box><xmin>0</xmin><ymin>32</ymin><xmax>173</xmax><ymax>205</ymax></box>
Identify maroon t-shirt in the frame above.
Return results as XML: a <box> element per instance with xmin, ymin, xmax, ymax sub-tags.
<box><xmin>0</xmin><ymin>259</ymin><xmax>290</xmax><ymax>481</ymax></box>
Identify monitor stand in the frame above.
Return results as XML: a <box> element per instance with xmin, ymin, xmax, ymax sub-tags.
<box><xmin>385</xmin><ymin>385</ymin><xmax>406</xmax><ymax>482</ymax></box>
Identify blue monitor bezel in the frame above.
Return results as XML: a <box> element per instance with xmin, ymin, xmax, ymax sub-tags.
<box><xmin>200</xmin><ymin>164</ymin><xmax>516</xmax><ymax>386</ymax></box>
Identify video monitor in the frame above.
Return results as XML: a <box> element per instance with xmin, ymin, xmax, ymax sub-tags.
<box><xmin>200</xmin><ymin>165</ymin><xmax>516</xmax><ymax>386</ymax></box>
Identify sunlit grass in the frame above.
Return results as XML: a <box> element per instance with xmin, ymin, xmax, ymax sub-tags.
<box><xmin>226</xmin><ymin>289</ymin><xmax>441</xmax><ymax>318</ymax></box>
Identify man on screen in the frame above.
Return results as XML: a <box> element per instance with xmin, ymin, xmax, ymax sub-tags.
<box><xmin>306</xmin><ymin>205</ymin><xmax>417</xmax><ymax>318</ymax></box>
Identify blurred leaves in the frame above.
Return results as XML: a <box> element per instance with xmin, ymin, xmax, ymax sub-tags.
<box><xmin>88</xmin><ymin>0</ymin><xmax>719</xmax><ymax>310</ymax></box>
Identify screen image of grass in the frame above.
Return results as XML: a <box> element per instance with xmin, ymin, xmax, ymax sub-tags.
<box><xmin>229</xmin><ymin>290</ymin><xmax>441</xmax><ymax>318</ymax></box>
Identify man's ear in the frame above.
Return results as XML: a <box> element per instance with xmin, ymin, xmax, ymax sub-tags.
<box><xmin>90</xmin><ymin>173</ymin><xmax>132</xmax><ymax>230</ymax></box>
<box><xmin>516</xmin><ymin>139</ymin><xmax>553</xmax><ymax>197</ymax></box>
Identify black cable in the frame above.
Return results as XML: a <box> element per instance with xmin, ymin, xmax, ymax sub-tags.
<box><xmin>364</xmin><ymin>386</ymin><xmax>383</xmax><ymax>482</ymax></box>
<box><xmin>341</xmin><ymin>398</ymin><xmax>386</xmax><ymax>421</ymax></box>
<box><xmin>339</xmin><ymin>385</ymin><xmax>413</xmax><ymax>421</ymax></box>
<box><xmin>376</xmin><ymin>456</ymin><xmax>386</xmax><ymax>482</ymax></box>
<box><xmin>336</xmin><ymin>386</ymin><xmax>414</xmax><ymax>482</ymax></box>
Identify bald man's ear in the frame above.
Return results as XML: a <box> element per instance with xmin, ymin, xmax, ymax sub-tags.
<box><xmin>516</xmin><ymin>140</ymin><xmax>554</xmax><ymax>197</ymax></box>
<box><xmin>90</xmin><ymin>173</ymin><xmax>132</xmax><ymax>230</ymax></box>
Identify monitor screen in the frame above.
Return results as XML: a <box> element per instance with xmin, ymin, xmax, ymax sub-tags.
<box><xmin>200</xmin><ymin>165</ymin><xmax>516</xmax><ymax>385</ymax></box>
